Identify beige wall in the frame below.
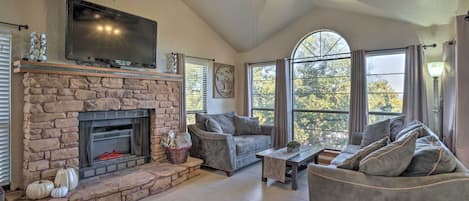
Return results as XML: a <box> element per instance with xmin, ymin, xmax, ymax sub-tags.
<box><xmin>234</xmin><ymin>7</ymin><xmax>453</xmax><ymax>116</ymax></box>
<box><xmin>0</xmin><ymin>0</ymin><xmax>237</xmax><ymax>189</ymax></box>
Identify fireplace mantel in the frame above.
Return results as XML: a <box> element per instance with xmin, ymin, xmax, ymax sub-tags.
<box><xmin>14</xmin><ymin>60</ymin><xmax>183</xmax><ymax>82</ymax></box>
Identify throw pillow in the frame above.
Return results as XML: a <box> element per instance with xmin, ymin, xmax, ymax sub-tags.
<box><xmin>204</xmin><ymin>118</ymin><xmax>223</xmax><ymax>133</ymax></box>
<box><xmin>360</xmin><ymin>119</ymin><xmax>391</xmax><ymax>147</ymax></box>
<box><xmin>359</xmin><ymin>131</ymin><xmax>418</xmax><ymax>176</ymax></box>
<box><xmin>401</xmin><ymin>135</ymin><xmax>457</xmax><ymax>176</ymax></box>
<box><xmin>337</xmin><ymin>137</ymin><xmax>388</xmax><ymax>170</ymax></box>
<box><xmin>234</xmin><ymin>115</ymin><xmax>261</xmax><ymax>135</ymax></box>
<box><xmin>195</xmin><ymin>112</ymin><xmax>236</xmax><ymax>134</ymax></box>
<box><xmin>389</xmin><ymin>115</ymin><xmax>406</xmax><ymax>141</ymax></box>
<box><xmin>395</xmin><ymin>122</ymin><xmax>424</xmax><ymax>141</ymax></box>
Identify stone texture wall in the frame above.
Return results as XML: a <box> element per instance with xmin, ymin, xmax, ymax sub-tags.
<box><xmin>22</xmin><ymin>73</ymin><xmax>181</xmax><ymax>186</ymax></box>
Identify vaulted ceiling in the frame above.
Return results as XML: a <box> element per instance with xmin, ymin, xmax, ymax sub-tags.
<box><xmin>183</xmin><ymin>0</ymin><xmax>469</xmax><ymax>52</ymax></box>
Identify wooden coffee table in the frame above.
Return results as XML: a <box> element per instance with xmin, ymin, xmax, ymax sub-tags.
<box><xmin>256</xmin><ymin>145</ymin><xmax>324</xmax><ymax>190</ymax></box>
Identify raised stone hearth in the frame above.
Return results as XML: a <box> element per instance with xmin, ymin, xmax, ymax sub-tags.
<box><xmin>22</xmin><ymin>72</ymin><xmax>183</xmax><ymax>186</ymax></box>
<box><xmin>11</xmin><ymin>157</ymin><xmax>202</xmax><ymax>201</ymax></box>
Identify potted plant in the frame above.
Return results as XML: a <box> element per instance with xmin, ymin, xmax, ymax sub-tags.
<box><xmin>287</xmin><ymin>141</ymin><xmax>301</xmax><ymax>153</ymax></box>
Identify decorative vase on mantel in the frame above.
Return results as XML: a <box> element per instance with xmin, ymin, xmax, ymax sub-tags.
<box><xmin>28</xmin><ymin>32</ymin><xmax>47</xmax><ymax>62</ymax></box>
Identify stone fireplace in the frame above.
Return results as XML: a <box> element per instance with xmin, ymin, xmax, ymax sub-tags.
<box><xmin>22</xmin><ymin>71</ymin><xmax>181</xmax><ymax>185</ymax></box>
<box><xmin>78</xmin><ymin>109</ymin><xmax>151</xmax><ymax>179</ymax></box>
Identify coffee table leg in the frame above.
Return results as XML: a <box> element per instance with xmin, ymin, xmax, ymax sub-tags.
<box><xmin>291</xmin><ymin>164</ymin><xmax>298</xmax><ymax>190</ymax></box>
<box><xmin>261</xmin><ymin>159</ymin><xmax>267</xmax><ymax>182</ymax></box>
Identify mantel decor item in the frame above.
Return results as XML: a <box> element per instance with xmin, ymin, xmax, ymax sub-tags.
<box><xmin>161</xmin><ymin>130</ymin><xmax>192</xmax><ymax>164</ymax></box>
<box><xmin>286</xmin><ymin>141</ymin><xmax>301</xmax><ymax>153</ymax></box>
<box><xmin>28</xmin><ymin>32</ymin><xmax>47</xmax><ymax>62</ymax></box>
<box><xmin>213</xmin><ymin>62</ymin><xmax>234</xmax><ymax>98</ymax></box>
<box><xmin>167</xmin><ymin>53</ymin><xmax>177</xmax><ymax>74</ymax></box>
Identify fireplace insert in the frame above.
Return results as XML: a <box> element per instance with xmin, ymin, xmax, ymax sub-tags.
<box><xmin>78</xmin><ymin>110</ymin><xmax>150</xmax><ymax>179</ymax></box>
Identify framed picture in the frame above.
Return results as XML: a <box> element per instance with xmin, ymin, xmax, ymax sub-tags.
<box><xmin>213</xmin><ymin>62</ymin><xmax>234</xmax><ymax>98</ymax></box>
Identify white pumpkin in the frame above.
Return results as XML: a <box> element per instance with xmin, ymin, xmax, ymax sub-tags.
<box><xmin>54</xmin><ymin>168</ymin><xmax>79</xmax><ymax>191</ymax></box>
<box><xmin>51</xmin><ymin>186</ymin><xmax>69</xmax><ymax>198</ymax></box>
<box><xmin>26</xmin><ymin>180</ymin><xmax>54</xmax><ymax>200</ymax></box>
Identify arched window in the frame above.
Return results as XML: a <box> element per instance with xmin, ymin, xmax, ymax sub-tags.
<box><xmin>291</xmin><ymin>30</ymin><xmax>351</xmax><ymax>149</ymax></box>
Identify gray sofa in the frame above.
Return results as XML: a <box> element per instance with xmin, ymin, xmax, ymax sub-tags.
<box><xmin>188</xmin><ymin>112</ymin><xmax>274</xmax><ymax>176</ymax></box>
<box><xmin>308</xmin><ymin>124</ymin><xmax>469</xmax><ymax>201</ymax></box>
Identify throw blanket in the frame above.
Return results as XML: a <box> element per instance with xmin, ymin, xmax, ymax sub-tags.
<box><xmin>263</xmin><ymin>148</ymin><xmax>299</xmax><ymax>182</ymax></box>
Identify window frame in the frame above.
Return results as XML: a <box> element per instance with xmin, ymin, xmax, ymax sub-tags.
<box><xmin>290</xmin><ymin>30</ymin><xmax>351</xmax><ymax>149</ymax></box>
<box><xmin>249</xmin><ymin>62</ymin><xmax>276</xmax><ymax>125</ymax></box>
<box><xmin>365</xmin><ymin>49</ymin><xmax>406</xmax><ymax>123</ymax></box>
<box><xmin>184</xmin><ymin>57</ymin><xmax>209</xmax><ymax>124</ymax></box>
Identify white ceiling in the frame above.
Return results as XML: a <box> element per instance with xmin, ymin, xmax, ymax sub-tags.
<box><xmin>183</xmin><ymin>0</ymin><xmax>469</xmax><ymax>52</ymax></box>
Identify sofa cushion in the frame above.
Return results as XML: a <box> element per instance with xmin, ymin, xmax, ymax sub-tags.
<box><xmin>234</xmin><ymin>135</ymin><xmax>271</xmax><ymax>156</ymax></box>
<box><xmin>204</xmin><ymin>118</ymin><xmax>223</xmax><ymax>133</ymax></box>
<box><xmin>330</xmin><ymin>145</ymin><xmax>361</xmax><ymax>166</ymax></box>
<box><xmin>196</xmin><ymin>112</ymin><xmax>236</xmax><ymax>134</ymax></box>
<box><xmin>361</xmin><ymin>119</ymin><xmax>391</xmax><ymax>147</ymax></box>
<box><xmin>234</xmin><ymin>115</ymin><xmax>261</xmax><ymax>135</ymax></box>
<box><xmin>389</xmin><ymin>115</ymin><xmax>406</xmax><ymax>141</ymax></box>
<box><xmin>337</xmin><ymin>137</ymin><xmax>388</xmax><ymax>170</ymax></box>
<box><xmin>401</xmin><ymin>135</ymin><xmax>457</xmax><ymax>176</ymax></box>
<box><xmin>359</xmin><ymin>131</ymin><xmax>418</xmax><ymax>176</ymax></box>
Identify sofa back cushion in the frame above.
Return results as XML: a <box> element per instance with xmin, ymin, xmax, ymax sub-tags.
<box><xmin>361</xmin><ymin>119</ymin><xmax>391</xmax><ymax>147</ymax></box>
<box><xmin>337</xmin><ymin>137</ymin><xmax>388</xmax><ymax>170</ymax></box>
<box><xmin>389</xmin><ymin>115</ymin><xmax>406</xmax><ymax>141</ymax></box>
<box><xmin>234</xmin><ymin>116</ymin><xmax>261</xmax><ymax>135</ymax></box>
<box><xmin>401</xmin><ymin>135</ymin><xmax>457</xmax><ymax>176</ymax></box>
<box><xmin>205</xmin><ymin>118</ymin><xmax>223</xmax><ymax>133</ymax></box>
<box><xmin>359</xmin><ymin>131</ymin><xmax>418</xmax><ymax>176</ymax></box>
<box><xmin>195</xmin><ymin>112</ymin><xmax>236</xmax><ymax>134</ymax></box>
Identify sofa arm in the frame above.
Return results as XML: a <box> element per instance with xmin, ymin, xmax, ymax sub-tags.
<box><xmin>187</xmin><ymin>125</ymin><xmax>236</xmax><ymax>172</ymax></box>
<box><xmin>308</xmin><ymin>164</ymin><xmax>469</xmax><ymax>201</ymax></box>
<box><xmin>350</xmin><ymin>132</ymin><xmax>363</xmax><ymax>146</ymax></box>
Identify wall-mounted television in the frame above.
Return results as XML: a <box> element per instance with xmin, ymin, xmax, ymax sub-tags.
<box><xmin>66</xmin><ymin>0</ymin><xmax>157</xmax><ymax>68</ymax></box>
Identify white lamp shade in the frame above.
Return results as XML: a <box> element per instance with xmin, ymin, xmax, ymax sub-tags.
<box><xmin>427</xmin><ymin>62</ymin><xmax>445</xmax><ymax>77</ymax></box>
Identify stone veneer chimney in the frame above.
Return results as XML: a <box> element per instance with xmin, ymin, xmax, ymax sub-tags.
<box><xmin>22</xmin><ymin>73</ymin><xmax>181</xmax><ymax>187</ymax></box>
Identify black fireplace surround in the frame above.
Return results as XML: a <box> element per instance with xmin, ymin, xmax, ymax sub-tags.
<box><xmin>78</xmin><ymin>109</ymin><xmax>151</xmax><ymax>179</ymax></box>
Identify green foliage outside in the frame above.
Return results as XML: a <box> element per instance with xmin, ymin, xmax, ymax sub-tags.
<box><xmin>251</xmin><ymin>31</ymin><xmax>404</xmax><ymax>150</ymax></box>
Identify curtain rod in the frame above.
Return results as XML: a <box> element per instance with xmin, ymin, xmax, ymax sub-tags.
<box><xmin>366</xmin><ymin>43</ymin><xmax>437</xmax><ymax>53</ymax></box>
<box><xmin>247</xmin><ymin>60</ymin><xmax>276</xmax><ymax>65</ymax></box>
<box><xmin>0</xmin><ymin>21</ymin><xmax>28</xmax><ymax>31</ymax></box>
<box><xmin>171</xmin><ymin>52</ymin><xmax>215</xmax><ymax>62</ymax></box>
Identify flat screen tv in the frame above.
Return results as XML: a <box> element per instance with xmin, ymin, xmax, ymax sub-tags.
<box><xmin>66</xmin><ymin>0</ymin><xmax>157</xmax><ymax>68</ymax></box>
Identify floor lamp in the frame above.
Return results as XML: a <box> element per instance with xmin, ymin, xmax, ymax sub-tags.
<box><xmin>427</xmin><ymin>62</ymin><xmax>444</xmax><ymax>138</ymax></box>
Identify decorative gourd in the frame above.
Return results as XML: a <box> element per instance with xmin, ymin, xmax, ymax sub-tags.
<box><xmin>51</xmin><ymin>186</ymin><xmax>69</xmax><ymax>198</ymax></box>
<box><xmin>26</xmin><ymin>180</ymin><xmax>54</xmax><ymax>200</ymax></box>
<box><xmin>54</xmin><ymin>168</ymin><xmax>79</xmax><ymax>191</ymax></box>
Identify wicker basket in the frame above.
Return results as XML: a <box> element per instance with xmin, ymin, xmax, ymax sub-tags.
<box><xmin>166</xmin><ymin>146</ymin><xmax>192</xmax><ymax>164</ymax></box>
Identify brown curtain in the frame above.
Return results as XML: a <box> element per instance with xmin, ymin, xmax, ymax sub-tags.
<box><xmin>403</xmin><ymin>45</ymin><xmax>428</xmax><ymax>125</ymax></box>
<box><xmin>441</xmin><ymin>41</ymin><xmax>456</xmax><ymax>152</ymax></box>
<box><xmin>455</xmin><ymin>15</ymin><xmax>469</xmax><ymax>167</ymax></box>
<box><xmin>244</xmin><ymin>63</ymin><xmax>252</xmax><ymax>116</ymax></box>
<box><xmin>177</xmin><ymin>53</ymin><xmax>187</xmax><ymax>131</ymax></box>
<box><xmin>274</xmin><ymin>58</ymin><xmax>293</xmax><ymax>148</ymax></box>
<box><xmin>348</xmin><ymin>50</ymin><xmax>368</xmax><ymax>141</ymax></box>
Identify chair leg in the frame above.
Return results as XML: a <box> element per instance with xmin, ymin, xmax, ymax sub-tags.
<box><xmin>225</xmin><ymin>171</ymin><xmax>232</xmax><ymax>177</ymax></box>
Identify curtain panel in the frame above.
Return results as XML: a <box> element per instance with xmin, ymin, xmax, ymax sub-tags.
<box><xmin>455</xmin><ymin>15</ymin><xmax>469</xmax><ymax>167</ymax></box>
<box><xmin>403</xmin><ymin>45</ymin><xmax>428</xmax><ymax>125</ymax></box>
<box><xmin>177</xmin><ymin>53</ymin><xmax>187</xmax><ymax>131</ymax></box>
<box><xmin>441</xmin><ymin>41</ymin><xmax>456</xmax><ymax>152</ymax></box>
<box><xmin>244</xmin><ymin>63</ymin><xmax>252</xmax><ymax>116</ymax></box>
<box><xmin>273</xmin><ymin>58</ymin><xmax>293</xmax><ymax>148</ymax></box>
<box><xmin>349</xmin><ymin>50</ymin><xmax>368</xmax><ymax>141</ymax></box>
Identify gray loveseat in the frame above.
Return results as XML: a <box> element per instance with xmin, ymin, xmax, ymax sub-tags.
<box><xmin>308</xmin><ymin>123</ymin><xmax>469</xmax><ymax>201</ymax></box>
<box><xmin>188</xmin><ymin>112</ymin><xmax>274</xmax><ymax>176</ymax></box>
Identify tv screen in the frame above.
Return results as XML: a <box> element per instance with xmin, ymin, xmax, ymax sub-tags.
<box><xmin>66</xmin><ymin>0</ymin><xmax>157</xmax><ymax>68</ymax></box>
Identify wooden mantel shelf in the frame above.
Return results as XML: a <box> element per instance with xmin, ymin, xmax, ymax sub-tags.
<box><xmin>13</xmin><ymin>60</ymin><xmax>183</xmax><ymax>82</ymax></box>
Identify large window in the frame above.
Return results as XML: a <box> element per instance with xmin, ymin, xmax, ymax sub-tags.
<box><xmin>185</xmin><ymin>58</ymin><xmax>208</xmax><ymax>124</ymax></box>
<box><xmin>366</xmin><ymin>51</ymin><xmax>406</xmax><ymax>124</ymax></box>
<box><xmin>292</xmin><ymin>30</ymin><xmax>351</xmax><ymax>150</ymax></box>
<box><xmin>250</xmin><ymin>63</ymin><xmax>276</xmax><ymax>125</ymax></box>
